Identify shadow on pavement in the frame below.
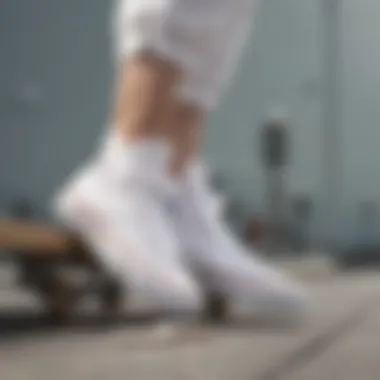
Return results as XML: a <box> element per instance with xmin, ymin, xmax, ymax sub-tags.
<box><xmin>0</xmin><ymin>309</ymin><xmax>302</xmax><ymax>347</ymax></box>
<box><xmin>203</xmin><ymin>317</ymin><xmax>304</xmax><ymax>334</ymax></box>
<box><xmin>0</xmin><ymin>308</ymin><xmax>159</xmax><ymax>343</ymax></box>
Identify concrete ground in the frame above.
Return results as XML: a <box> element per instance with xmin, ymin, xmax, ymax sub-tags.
<box><xmin>1</xmin><ymin>259</ymin><xmax>380</xmax><ymax>380</ymax></box>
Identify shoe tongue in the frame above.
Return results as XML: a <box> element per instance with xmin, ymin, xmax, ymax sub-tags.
<box><xmin>183</xmin><ymin>160</ymin><xmax>212</xmax><ymax>192</ymax></box>
<box><xmin>181</xmin><ymin>161</ymin><xmax>222</xmax><ymax>214</ymax></box>
<box><xmin>99</xmin><ymin>133</ymin><xmax>175</xmax><ymax>193</ymax></box>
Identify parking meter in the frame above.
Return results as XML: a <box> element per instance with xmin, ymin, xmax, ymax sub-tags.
<box><xmin>261</xmin><ymin>118</ymin><xmax>288</xmax><ymax>169</ymax></box>
<box><xmin>260</xmin><ymin>113</ymin><xmax>290</xmax><ymax>255</ymax></box>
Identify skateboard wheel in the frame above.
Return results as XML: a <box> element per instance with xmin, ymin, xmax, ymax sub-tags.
<box><xmin>100</xmin><ymin>279</ymin><xmax>124</xmax><ymax>321</ymax></box>
<box><xmin>204</xmin><ymin>293</ymin><xmax>228</xmax><ymax>321</ymax></box>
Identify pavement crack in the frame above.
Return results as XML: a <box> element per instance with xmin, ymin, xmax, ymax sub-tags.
<box><xmin>256</xmin><ymin>296</ymin><xmax>380</xmax><ymax>380</ymax></box>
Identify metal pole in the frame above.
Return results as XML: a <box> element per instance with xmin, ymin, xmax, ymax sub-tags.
<box><xmin>322</xmin><ymin>0</ymin><xmax>342</xmax><ymax>250</ymax></box>
<box><xmin>261</xmin><ymin>111</ymin><xmax>289</xmax><ymax>256</ymax></box>
<box><xmin>266</xmin><ymin>166</ymin><xmax>286</xmax><ymax>255</ymax></box>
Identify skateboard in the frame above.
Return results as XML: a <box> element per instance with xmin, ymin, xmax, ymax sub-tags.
<box><xmin>0</xmin><ymin>219</ymin><xmax>123</xmax><ymax>322</ymax></box>
<box><xmin>0</xmin><ymin>219</ymin><xmax>227</xmax><ymax>323</ymax></box>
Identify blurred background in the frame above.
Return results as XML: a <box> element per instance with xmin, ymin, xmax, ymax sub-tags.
<box><xmin>1</xmin><ymin>0</ymin><xmax>380</xmax><ymax>257</ymax></box>
<box><xmin>2</xmin><ymin>2</ymin><xmax>380</xmax><ymax>380</ymax></box>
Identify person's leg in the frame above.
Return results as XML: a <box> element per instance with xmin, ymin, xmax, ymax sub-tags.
<box><xmin>53</xmin><ymin>0</ymin><xmax>213</xmax><ymax>313</ymax></box>
<box><xmin>164</xmin><ymin>0</ymin><xmax>308</xmax><ymax>319</ymax></box>
<box><xmin>167</xmin><ymin>0</ymin><xmax>256</xmax><ymax>177</ymax></box>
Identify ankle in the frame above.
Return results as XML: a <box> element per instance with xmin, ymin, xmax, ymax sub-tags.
<box><xmin>114</xmin><ymin>53</ymin><xmax>181</xmax><ymax>141</ymax></box>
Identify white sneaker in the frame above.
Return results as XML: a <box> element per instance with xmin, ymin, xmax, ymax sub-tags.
<box><xmin>53</xmin><ymin>156</ymin><xmax>201</xmax><ymax>314</ymax></box>
<box><xmin>173</xmin><ymin>161</ymin><xmax>308</xmax><ymax>320</ymax></box>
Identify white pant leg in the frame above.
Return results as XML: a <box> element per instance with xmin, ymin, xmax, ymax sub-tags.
<box><xmin>113</xmin><ymin>0</ymin><xmax>224</xmax><ymax>71</ymax></box>
<box><xmin>113</xmin><ymin>0</ymin><xmax>258</xmax><ymax>109</ymax></box>
<box><xmin>179</xmin><ymin>0</ymin><xmax>259</xmax><ymax>109</ymax></box>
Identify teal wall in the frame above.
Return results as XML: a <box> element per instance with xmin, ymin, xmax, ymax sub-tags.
<box><xmin>205</xmin><ymin>0</ymin><xmax>324</xmax><ymax>241</ymax></box>
<box><xmin>1</xmin><ymin>0</ymin><xmax>380</xmax><ymax>247</ymax></box>
<box><xmin>339</xmin><ymin>0</ymin><xmax>380</xmax><ymax>245</ymax></box>
<box><xmin>0</xmin><ymin>0</ymin><xmax>113</xmax><ymax>213</ymax></box>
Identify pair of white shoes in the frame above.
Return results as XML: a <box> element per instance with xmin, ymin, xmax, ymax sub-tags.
<box><xmin>54</xmin><ymin>136</ymin><xmax>307</xmax><ymax>320</ymax></box>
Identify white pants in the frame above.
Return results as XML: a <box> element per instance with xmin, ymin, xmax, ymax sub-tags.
<box><xmin>113</xmin><ymin>0</ymin><xmax>258</xmax><ymax>109</ymax></box>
